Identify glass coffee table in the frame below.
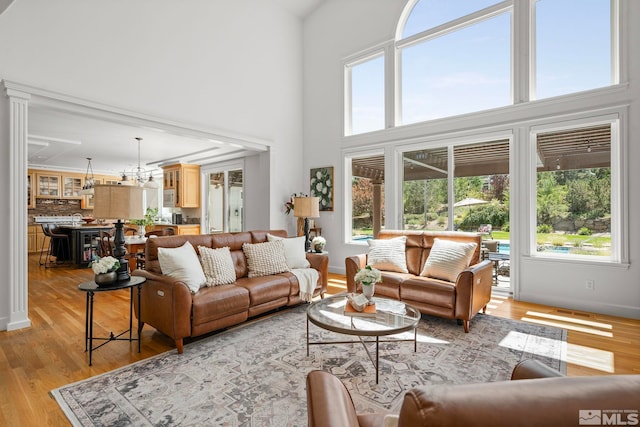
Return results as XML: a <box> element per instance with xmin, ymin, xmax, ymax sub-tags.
<box><xmin>307</xmin><ymin>294</ymin><xmax>421</xmax><ymax>383</ymax></box>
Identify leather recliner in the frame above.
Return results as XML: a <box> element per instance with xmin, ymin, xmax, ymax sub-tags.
<box><xmin>306</xmin><ymin>359</ymin><xmax>640</xmax><ymax>427</ymax></box>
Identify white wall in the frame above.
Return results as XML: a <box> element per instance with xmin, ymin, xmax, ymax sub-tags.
<box><xmin>0</xmin><ymin>0</ymin><xmax>304</xmax><ymax>329</ymax></box>
<box><xmin>303</xmin><ymin>0</ymin><xmax>640</xmax><ymax>319</ymax></box>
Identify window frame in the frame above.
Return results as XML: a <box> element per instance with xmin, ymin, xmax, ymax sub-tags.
<box><xmin>527</xmin><ymin>111</ymin><xmax>627</xmax><ymax>265</ymax></box>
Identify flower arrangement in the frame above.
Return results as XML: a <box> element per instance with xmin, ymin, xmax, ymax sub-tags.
<box><xmin>354</xmin><ymin>265</ymin><xmax>382</xmax><ymax>286</ymax></box>
<box><xmin>90</xmin><ymin>256</ymin><xmax>120</xmax><ymax>275</ymax></box>
<box><xmin>312</xmin><ymin>236</ymin><xmax>326</xmax><ymax>252</ymax></box>
<box><xmin>283</xmin><ymin>192</ymin><xmax>308</xmax><ymax>215</ymax></box>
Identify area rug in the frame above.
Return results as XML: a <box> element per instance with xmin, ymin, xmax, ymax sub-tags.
<box><xmin>52</xmin><ymin>304</ymin><xmax>566</xmax><ymax>426</ymax></box>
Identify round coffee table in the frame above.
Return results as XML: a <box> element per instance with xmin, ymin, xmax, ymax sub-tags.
<box><xmin>306</xmin><ymin>294</ymin><xmax>421</xmax><ymax>383</ymax></box>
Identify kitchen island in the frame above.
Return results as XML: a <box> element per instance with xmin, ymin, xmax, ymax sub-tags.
<box><xmin>58</xmin><ymin>224</ymin><xmax>114</xmax><ymax>267</ymax></box>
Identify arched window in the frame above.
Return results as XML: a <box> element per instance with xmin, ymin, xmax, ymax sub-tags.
<box><xmin>396</xmin><ymin>0</ymin><xmax>512</xmax><ymax>125</ymax></box>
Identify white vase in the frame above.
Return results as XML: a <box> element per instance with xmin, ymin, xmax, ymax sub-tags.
<box><xmin>362</xmin><ymin>283</ymin><xmax>375</xmax><ymax>301</ymax></box>
<box><xmin>138</xmin><ymin>225</ymin><xmax>146</xmax><ymax>238</ymax></box>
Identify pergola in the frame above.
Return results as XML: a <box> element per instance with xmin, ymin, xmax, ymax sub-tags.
<box><xmin>352</xmin><ymin>125</ymin><xmax>611</xmax><ymax>236</ymax></box>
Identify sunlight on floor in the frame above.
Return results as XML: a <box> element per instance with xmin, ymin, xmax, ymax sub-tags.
<box><xmin>526</xmin><ymin>311</ymin><xmax>612</xmax><ymax>330</ymax></box>
<box><xmin>498</xmin><ymin>331</ymin><xmax>566</xmax><ymax>360</ymax></box>
<box><xmin>521</xmin><ymin>315</ymin><xmax>613</xmax><ymax>338</ymax></box>
<box><xmin>566</xmin><ymin>342</ymin><xmax>615</xmax><ymax>373</ymax></box>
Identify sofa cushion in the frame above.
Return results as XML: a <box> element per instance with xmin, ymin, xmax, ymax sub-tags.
<box><xmin>198</xmin><ymin>246</ymin><xmax>236</xmax><ymax>286</ymax></box>
<box><xmin>242</xmin><ymin>240</ymin><xmax>290</xmax><ymax>278</ymax></box>
<box><xmin>367</xmin><ymin>236</ymin><xmax>409</xmax><ymax>273</ymax></box>
<box><xmin>267</xmin><ymin>233</ymin><xmax>310</xmax><ymax>269</ymax></box>
<box><xmin>420</xmin><ymin>238</ymin><xmax>477</xmax><ymax>282</ymax></box>
<box><xmin>157</xmin><ymin>241</ymin><xmax>207</xmax><ymax>293</ymax></box>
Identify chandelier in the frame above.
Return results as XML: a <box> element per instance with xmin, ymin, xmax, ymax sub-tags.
<box><xmin>78</xmin><ymin>157</ymin><xmax>96</xmax><ymax>195</ymax></box>
<box><xmin>120</xmin><ymin>137</ymin><xmax>160</xmax><ymax>189</ymax></box>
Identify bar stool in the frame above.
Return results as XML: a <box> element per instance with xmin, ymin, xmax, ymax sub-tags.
<box><xmin>41</xmin><ymin>224</ymin><xmax>71</xmax><ymax>268</ymax></box>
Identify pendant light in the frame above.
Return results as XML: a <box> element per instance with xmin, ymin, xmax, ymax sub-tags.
<box><xmin>78</xmin><ymin>157</ymin><xmax>96</xmax><ymax>195</ymax></box>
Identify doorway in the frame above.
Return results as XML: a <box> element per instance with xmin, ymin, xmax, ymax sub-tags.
<box><xmin>206</xmin><ymin>168</ymin><xmax>243</xmax><ymax>234</ymax></box>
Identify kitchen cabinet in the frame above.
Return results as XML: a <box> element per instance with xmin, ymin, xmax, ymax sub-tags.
<box><xmin>36</xmin><ymin>173</ymin><xmax>61</xmax><ymax>197</ymax></box>
<box><xmin>63</xmin><ymin>175</ymin><xmax>83</xmax><ymax>198</ymax></box>
<box><xmin>176</xmin><ymin>225</ymin><xmax>200</xmax><ymax>235</ymax></box>
<box><xmin>28</xmin><ymin>224</ymin><xmax>49</xmax><ymax>253</ymax></box>
<box><xmin>162</xmin><ymin>164</ymin><xmax>200</xmax><ymax>208</ymax></box>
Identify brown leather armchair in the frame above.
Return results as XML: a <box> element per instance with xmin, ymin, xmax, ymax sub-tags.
<box><xmin>307</xmin><ymin>360</ymin><xmax>640</xmax><ymax>427</ymax></box>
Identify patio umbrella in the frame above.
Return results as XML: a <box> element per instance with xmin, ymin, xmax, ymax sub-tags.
<box><xmin>454</xmin><ymin>197</ymin><xmax>489</xmax><ymax>208</ymax></box>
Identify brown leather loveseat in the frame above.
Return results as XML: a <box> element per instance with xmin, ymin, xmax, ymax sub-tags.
<box><xmin>133</xmin><ymin>230</ymin><xmax>328</xmax><ymax>353</ymax></box>
<box><xmin>306</xmin><ymin>359</ymin><xmax>640</xmax><ymax>427</ymax></box>
<box><xmin>345</xmin><ymin>230</ymin><xmax>493</xmax><ymax>332</ymax></box>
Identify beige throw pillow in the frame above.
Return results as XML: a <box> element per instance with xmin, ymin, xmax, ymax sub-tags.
<box><xmin>267</xmin><ymin>233</ymin><xmax>310</xmax><ymax>269</ymax></box>
<box><xmin>157</xmin><ymin>241</ymin><xmax>207</xmax><ymax>293</ymax></box>
<box><xmin>198</xmin><ymin>246</ymin><xmax>236</xmax><ymax>286</ymax></box>
<box><xmin>242</xmin><ymin>240</ymin><xmax>290</xmax><ymax>278</ymax></box>
<box><xmin>367</xmin><ymin>236</ymin><xmax>409</xmax><ymax>273</ymax></box>
<box><xmin>420</xmin><ymin>238</ymin><xmax>477</xmax><ymax>282</ymax></box>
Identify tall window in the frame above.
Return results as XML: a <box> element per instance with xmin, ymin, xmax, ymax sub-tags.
<box><xmin>345</xmin><ymin>53</ymin><xmax>385</xmax><ymax>135</ymax></box>
<box><xmin>400</xmin><ymin>11</ymin><xmax>511</xmax><ymax>124</ymax></box>
<box><xmin>349</xmin><ymin>154</ymin><xmax>384</xmax><ymax>240</ymax></box>
<box><xmin>402</xmin><ymin>140</ymin><xmax>509</xmax><ymax>232</ymax></box>
<box><xmin>344</xmin><ymin>0</ymin><xmax>618</xmax><ymax>134</ymax></box>
<box><xmin>534</xmin><ymin>0</ymin><xmax>613</xmax><ymax>99</ymax></box>
<box><xmin>534</xmin><ymin>123</ymin><xmax>613</xmax><ymax>259</ymax></box>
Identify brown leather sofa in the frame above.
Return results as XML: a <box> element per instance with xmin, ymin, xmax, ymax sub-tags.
<box><xmin>307</xmin><ymin>359</ymin><xmax>640</xmax><ymax>427</ymax></box>
<box><xmin>345</xmin><ymin>230</ymin><xmax>493</xmax><ymax>332</ymax></box>
<box><xmin>132</xmin><ymin>230</ymin><xmax>328</xmax><ymax>353</ymax></box>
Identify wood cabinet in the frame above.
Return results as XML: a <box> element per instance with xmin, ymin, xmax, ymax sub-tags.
<box><xmin>162</xmin><ymin>164</ymin><xmax>200</xmax><ymax>208</ymax></box>
<box><xmin>62</xmin><ymin>175</ymin><xmax>83</xmax><ymax>198</ymax></box>
<box><xmin>176</xmin><ymin>225</ymin><xmax>200</xmax><ymax>235</ymax></box>
<box><xmin>36</xmin><ymin>173</ymin><xmax>61</xmax><ymax>197</ymax></box>
<box><xmin>28</xmin><ymin>224</ymin><xmax>48</xmax><ymax>253</ymax></box>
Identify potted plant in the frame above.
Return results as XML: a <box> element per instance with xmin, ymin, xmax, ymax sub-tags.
<box><xmin>354</xmin><ymin>265</ymin><xmax>382</xmax><ymax>301</ymax></box>
<box><xmin>90</xmin><ymin>256</ymin><xmax>120</xmax><ymax>285</ymax></box>
<box><xmin>129</xmin><ymin>207</ymin><xmax>158</xmax><ymax>237</ymax></box>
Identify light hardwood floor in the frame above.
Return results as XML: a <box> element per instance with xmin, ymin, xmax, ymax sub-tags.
<box><xmin>1</xmin><ymin>255</ymin><xmax>638</xmax><ymax>426</ymax></box>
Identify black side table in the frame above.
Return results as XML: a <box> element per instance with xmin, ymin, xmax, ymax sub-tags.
<box><xmin>78</xmin><ymin>276</ymin><xmax>146</xmax><ymax>366</ymax></box>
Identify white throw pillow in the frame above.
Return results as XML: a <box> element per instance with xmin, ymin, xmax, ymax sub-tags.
<box><xmin>157</xmin><ymin>241</ymin><xmax>207</xmax><ymax>293</ymax></box>
<box><xmin>242</xmin><ymin>240</ymin><xmax>290</xmax><ymax>278</ymax></box>
<box><xmin>198</xmin><ymin>246</ymin><xmax>236</xmax><ymax>286</ymax></box>
<box><xmin>367</xmin><ymin>236</ymin><xmax>409</xmax><ymax>273</ymax></box>
<box><xmin>267</xmin><ymin>233</ymin><xmax>310</xmax><ymax>269</ymax></box>
<box><xmin>420</xmin><ymin>238</ymin><xmax>477</xmax><ymax>282</ymax></box>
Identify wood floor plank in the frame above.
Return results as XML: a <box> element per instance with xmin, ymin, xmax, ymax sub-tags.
<box><xmin>0</xmin><ymin>256</ymin><xmax>638</xmax><ymax>425</ymax></box>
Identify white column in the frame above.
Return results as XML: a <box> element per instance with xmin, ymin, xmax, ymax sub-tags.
<box><xmin>5</xmin><ymin>85</ymin><xmax>31</xmax><ymax>330</ymax></box>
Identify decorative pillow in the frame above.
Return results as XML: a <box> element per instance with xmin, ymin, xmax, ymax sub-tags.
<box><xmin>242</xmin><ymin>240</ymin><xmax>290</xmax><ymax>278</ymax></box>
<box><xmin>420</xmin><ymin>238</ymin><xmax>477</xmax><ymax>282</ymax></box>
<box><xmin>367</xmin><ymin>236</ymin><xmax>409</xmax><ymax>273</ymax></box>
<box><xmin>267</xmin><ymin>233</ymin><xmax>310</xmax><ymax>269</ymax></box>
<box><xmin>198</xmin><ymin>246</ymin><xmax>236</xmax><ymax>286</ymax></box>
<box><xmin>157</xmin><ymin>241</ymin><xmax>207</xmax><ymax>293</ymax></box>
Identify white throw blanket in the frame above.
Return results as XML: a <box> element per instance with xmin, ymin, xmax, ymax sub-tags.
<box><xmin>291</xmin><ymin>268</ymin><xmax>319</xmax><ymax>303</ymax></box>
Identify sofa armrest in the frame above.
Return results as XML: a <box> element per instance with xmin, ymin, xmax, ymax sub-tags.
<box><xmin>306</xmin><ymin>252</ymin><xmax>329</xmax><ymax>296</ymax></box>
<box><xmin>345</xmin><ymin>254</ymin><xmax>367</xmax><ymax>293</ymax></box>
<box><xmin>132</xmin><ymin>270</ymin><xmax>193</xmax><ymax>347</ymax></box>
<box><xmin>306</xmin><ymin>370</ymin><xmax>362</xmax><ymax>427</ymax></box>
<box><xmin>511</xmin><ymin>359</ymin><xmax>564</xmax><ymax>380</ymax></box>
<box><xmin>454</xmin><ymin>259</ymin><xmax>493</xmax><ymax>330</ymax></box>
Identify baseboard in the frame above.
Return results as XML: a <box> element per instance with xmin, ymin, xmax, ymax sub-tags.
<box><xmin>517</xmin><ymin>292</ymin><xmax>640</xmax><ymax>320</ymax></box>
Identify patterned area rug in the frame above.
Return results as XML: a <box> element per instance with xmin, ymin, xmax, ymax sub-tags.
<box><xmin>52</xmin><ymin>304</ymin><xmax>566</xmax><ymax>426</ymax></box>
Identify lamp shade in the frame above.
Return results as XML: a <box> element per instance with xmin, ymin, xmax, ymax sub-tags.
<box><xmin>93</xmin><ymin>184</ymin><xmax>144</xmax><ymax>220</ymax></box>
<box><xmin>293</xmin><ymin>197</ymin><xmax>320</xmax><ymax>218</ymax></box>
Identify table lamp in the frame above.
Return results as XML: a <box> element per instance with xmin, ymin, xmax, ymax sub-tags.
<box><xmin>93</xmin><ymin>184</ymin><xmax>144</xmax><ymax>282</ymax></box>
<box><xmin>293</xmin><ymin>196</ymin><xmax>320</xmax><ymax>252</ymax></box>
